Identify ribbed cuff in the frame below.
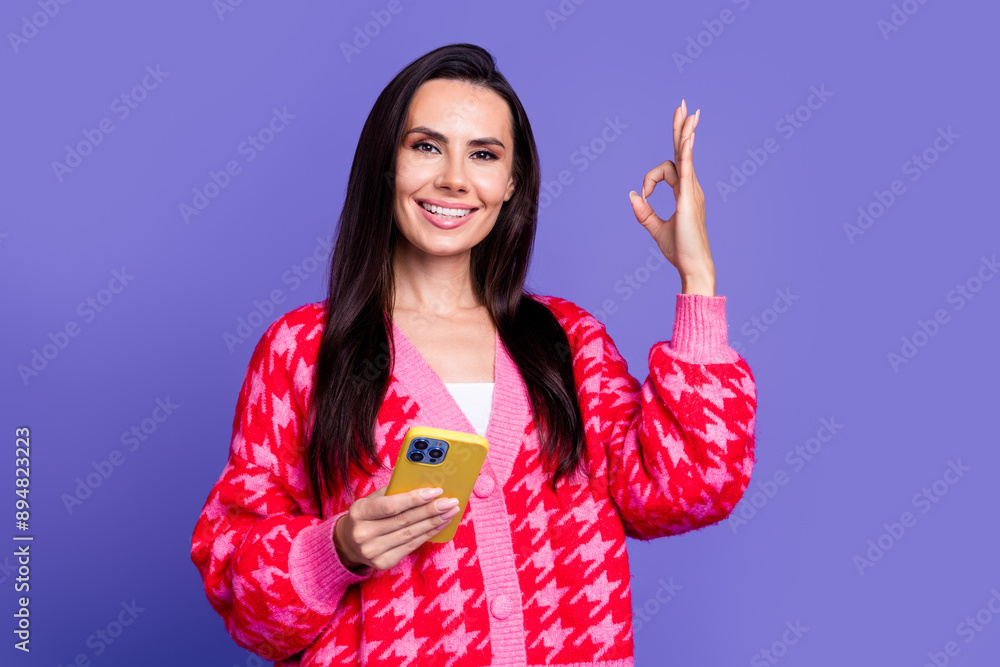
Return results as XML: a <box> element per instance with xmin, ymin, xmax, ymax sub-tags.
<box><xmin>665</xmin><ymin>293</ymin><xmax>741</xmax><ymax>364</ymax></box>
<box><xmin>288</xmin><ymin>509</ymin><xmax>374</xmax><ymax>615</ymax></box>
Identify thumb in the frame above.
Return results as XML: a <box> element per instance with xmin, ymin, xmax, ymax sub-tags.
<box><xmin>628</xmin><ymin>191</ymin><xmax>657</xmax><ymax>227</ymax></box>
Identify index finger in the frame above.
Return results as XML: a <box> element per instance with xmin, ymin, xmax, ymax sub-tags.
<box><xmin>361</xmin><ymin>484</ymin><xmax>444</xmax><ymax>520</ymax></box>
<box><xmin>641</xmin><ymin>161</ymin><xmax>680</xmax><ymax>202</ymax></box>
<box><xmin>673</xmin><ymin>99</ymin><xmax>687</xmax><ymax>161</ymax></box>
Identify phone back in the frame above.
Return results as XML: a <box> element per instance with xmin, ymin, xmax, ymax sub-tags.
<box><xmin>384</xmin><ymin>426</ymin><xmax>489</xmax><ymax>543</ymax></box>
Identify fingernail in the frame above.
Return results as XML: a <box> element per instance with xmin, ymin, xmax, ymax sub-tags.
<box><xmin>436</xmin><ymin>497</ymin><xmax>460</xmax><ymax>511</ymax></box>
<box><xmin>421</xmin><ymin>487</ymin><xmax>443</xmax><ymax>499</ymax></box>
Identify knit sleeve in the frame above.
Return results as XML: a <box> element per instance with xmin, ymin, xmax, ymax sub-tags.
<box><xmin>190</xmin><ymin>314</ymin><xmax>375</xmax><ymax>661</ymax></box>
<box><xmin>599</xmin><ymin>293</ymin><xmax>757</xmax><ymax>540</ymax></box>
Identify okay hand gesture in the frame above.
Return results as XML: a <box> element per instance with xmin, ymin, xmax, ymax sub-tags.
<box><xmin>628</xmin><ymin>100</ymin><xmax>715</xmax><ymax>296</ymax></box>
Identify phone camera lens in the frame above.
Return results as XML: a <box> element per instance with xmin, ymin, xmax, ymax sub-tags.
<box><xmin>409</xmin><ymin>451</ymin><xmax>424</xmax><ymax>462</ymax></box>
<box><xmin>413</xmin><ymin>439</ymin><xmax>429</xmax><ymax>450</ymax></box>
<box><xmin>428</xmin><ymin>448</ymin><xmax>443</xmax><ymax>458</ymax></box>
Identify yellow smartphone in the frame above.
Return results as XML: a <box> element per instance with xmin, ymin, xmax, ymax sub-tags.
<box><xmin>384</xmin><ymin>426</ymin><xmax>489</xmax><ymax>543</ymax></box>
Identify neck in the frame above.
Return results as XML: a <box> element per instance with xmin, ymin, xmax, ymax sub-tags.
<box><xmin>391</xmin><ymin>241</ymin><xmax>480</xmax><ymax>317</ymax></box>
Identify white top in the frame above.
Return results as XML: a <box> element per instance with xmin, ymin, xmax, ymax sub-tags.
<box><xmin>442</xmin><ymin>382</ymin><xmax>494</xmax><ymax>437</ymax></box>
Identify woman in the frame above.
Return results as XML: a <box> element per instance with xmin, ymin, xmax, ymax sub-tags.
<box><xmin>191</xmin><ymin>43</ymin><xmax>756</xmax><ymax>666</ymax></box>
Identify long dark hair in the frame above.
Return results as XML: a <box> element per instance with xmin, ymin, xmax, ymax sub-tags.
<box><xmin>306</xmin><ymin>43</ymin><xmax>589</xmax><ymax>518</ymax></box>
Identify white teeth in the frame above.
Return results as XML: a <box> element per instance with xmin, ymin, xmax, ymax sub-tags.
<box><xmin>420</xmin><ymin>201</ymin><xmax>472</xmax><ymax>218</ymax></box>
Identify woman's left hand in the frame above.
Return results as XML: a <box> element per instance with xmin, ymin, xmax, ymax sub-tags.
<box><xmin>628</xmin><ymin>100</ymin><xmax>716</xmax><ymax>296</ymax></box>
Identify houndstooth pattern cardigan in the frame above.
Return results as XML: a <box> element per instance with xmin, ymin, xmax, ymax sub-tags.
<box><xmin>190</xmin><ymin>292</ymin><xmax>757</xmax><ymax>666</ymax></box>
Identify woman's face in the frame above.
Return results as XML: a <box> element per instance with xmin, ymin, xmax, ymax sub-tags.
<box><xmin>393</xmin><ymin>78</ymin><xmax>516</xmax><ymax>260</ymax></box>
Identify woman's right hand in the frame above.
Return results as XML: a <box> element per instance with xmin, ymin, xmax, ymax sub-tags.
<box><xmin>332</xmin><ymin>485</ymin><xmax>461</xmax><ymax>573</ymax></box>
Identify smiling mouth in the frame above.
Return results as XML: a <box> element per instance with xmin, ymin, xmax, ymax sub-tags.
<box><xmin>416</xmin><ymin>200</ymin><xmax>477</xmax><ymax>229</ymax></box>
<box><xmin>418</xmin><ymin>201</ymin><xmax>477</xmax><ymax>219</ymax></box>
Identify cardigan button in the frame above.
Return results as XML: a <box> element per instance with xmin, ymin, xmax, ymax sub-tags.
<box><xmin>473</xmin><ymin>474</ymin><xmax>495</xmax><ymax>498</ymax></box>
<box><xmin>490</xmin><ymin>593</ymin><xmax>512</xmax><ymax>620</ymax></box>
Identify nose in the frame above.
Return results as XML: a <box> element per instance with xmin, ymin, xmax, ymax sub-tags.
<box><xmin>434</xmin><ymin>153</ymin><xmax>469</xmax><ymax>192</ymax></box>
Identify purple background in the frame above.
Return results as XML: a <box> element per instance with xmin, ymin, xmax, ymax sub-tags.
<box><xmin>3</xmin><ymin>1</ymin><xmax>999</xmax><ymax>665</ymax></box>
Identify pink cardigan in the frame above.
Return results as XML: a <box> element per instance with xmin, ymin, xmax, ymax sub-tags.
<box><xmin>190</xmin><ymin>293</ymin><xmax>757</xmax><ymax>666</ymax></box>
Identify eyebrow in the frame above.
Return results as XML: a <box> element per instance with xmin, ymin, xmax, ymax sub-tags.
<box><xmin>405</xmin><ymin>126</ymin><xmax>506</xmax><ymax>150</ymax></box>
